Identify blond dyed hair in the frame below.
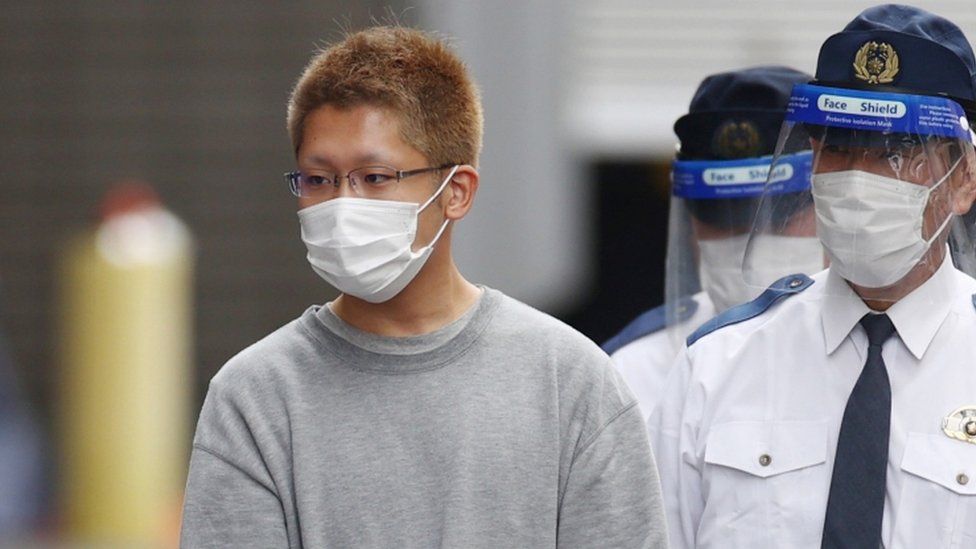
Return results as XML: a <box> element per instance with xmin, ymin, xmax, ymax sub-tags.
<box><xmin>287</xmin><ymin>26</ymin><xmax>484</xmax><ymax>168</ymax></box>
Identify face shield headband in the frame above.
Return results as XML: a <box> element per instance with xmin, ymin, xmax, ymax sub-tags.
<box><xmin>671</xmin><ymin>152</ymin><xmax>812</xmax><ymax>200</ymax></box>
<box><xmin>786</xmin><ymin>83</ymin><xmax>975</xmax><ymax>146</ymax></box>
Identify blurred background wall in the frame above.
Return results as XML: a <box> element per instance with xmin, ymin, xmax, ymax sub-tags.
<box><xmin>2</xmin><ymin>0</ymin><xmax>976</xmax><ymax>544</ymax></box>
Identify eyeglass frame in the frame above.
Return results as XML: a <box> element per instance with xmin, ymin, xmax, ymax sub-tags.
<box><xmin>284</xmin><ymin>163</ymin><xmax>459</xmax><ymax>198</ymax></box>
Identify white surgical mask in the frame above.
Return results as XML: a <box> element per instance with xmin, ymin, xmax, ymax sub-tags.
<box><xmin>811</xmin><ymin>159</ymin><xmax>959</xmax><ymax>288</ymax></box>
<box><xmin>699</xmin><ymin>234</ymin><xmax>823</xmax><ymax>312</ymax></box>
<box><xmin>298</xmin><ymin>165</ymin><xmax>459</xmax><ymax>303</ymax></box>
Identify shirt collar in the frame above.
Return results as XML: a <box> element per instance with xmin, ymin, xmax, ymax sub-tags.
<box><xmin>821</xmin><ymin>268</ymin><xmax>871</xmax><ymax>355</ymax></box>
<box><xmin>821</xmin><ymin>255</ymin><xmax>956</xmax><ymax>359</ymax></box>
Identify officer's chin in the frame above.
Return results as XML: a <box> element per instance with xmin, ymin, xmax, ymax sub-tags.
<box><xmin>846</xmin><ymin>244</ymin><xmax>948</xmax><ymax>308</ymax></box>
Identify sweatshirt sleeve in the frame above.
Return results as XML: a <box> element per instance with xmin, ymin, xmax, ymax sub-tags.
<box><xmin>180</xmin><ymin>445</ymin><xmax>289</xmax><ymax>548</ymax></box>
<box><xmin>180</xmin><ymin>377</ymin><xmax>290</xmax><ymax>548</ymax></box>
<box><xmin>556</xmin><ymin>402</ymin><xmax>669</xmax><ymax>548</ymax></box>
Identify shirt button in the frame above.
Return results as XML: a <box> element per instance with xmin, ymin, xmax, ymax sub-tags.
<box><xmin>957</xmin><ymin>473</ymin><xmax>970</xmax><ymax>486</ymax></box>
<box><xmin>759</xmin><ymin>454</ymin><xmax>772</xmax><ymax>467</ymax></box>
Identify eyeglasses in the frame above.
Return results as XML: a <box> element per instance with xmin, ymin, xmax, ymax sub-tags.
<box><xmin>284</xmin><ymin>164</ymin><xmax>456</xmax><ymax>199</ymax></box>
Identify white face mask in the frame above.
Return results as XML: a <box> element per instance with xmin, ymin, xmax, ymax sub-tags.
<box><xmin>298</xmin><ymin>165</ymin><xmax>459</xmax><ymax>303</ymax></box>
<box><xmin>699</xmin><ymin>234</ymin><xmax>823</xmax><ymax>312</ymax></box>
<box><xmin>811</xmin><ymin>159</ymin><xmax>958</xmax><ymax>288</ymax></box>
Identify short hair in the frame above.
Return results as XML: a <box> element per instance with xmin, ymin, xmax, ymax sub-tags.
<box><xmin>287</xmin><ymin>26</ymin><xmax>484</xmax><ymax>168</ymax></box>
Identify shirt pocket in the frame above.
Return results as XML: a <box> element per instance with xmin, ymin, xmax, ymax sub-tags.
<box><xmin>893</xmin><ymin>433</ymin><xmax>976</xmax><ymax>549</ymax></box>
<box><xmin>700</xmin><ymin>420</ymin><xmax>829</xmax><ymax>548</ymax></box>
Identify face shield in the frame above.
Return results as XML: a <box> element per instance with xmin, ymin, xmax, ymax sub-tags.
<box><xmin>743</xmin><ymin>83</ymin><xmax>976</xmax><ymax>302</ymax></box>
<box><xmin>664</xmin><ymin>150</ymin><xmax>819</xmax><ymax>344</ymax></box>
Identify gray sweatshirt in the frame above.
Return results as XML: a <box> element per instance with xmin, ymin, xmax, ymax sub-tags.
<box><xmin>180</xmin><ymin>288</ymin><xmax>667</xmax><ymax>548</ymax></box>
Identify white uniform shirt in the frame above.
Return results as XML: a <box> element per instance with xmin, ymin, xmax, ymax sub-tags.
<box><xmin>611</xmin><ymin>292</ymin><xmax>716</xmax><ymax>419</ymax></box>
<box><xmin>649</xmin><ymin>259</ymin><xmax>976</xmax><ymax>548</ymax></box>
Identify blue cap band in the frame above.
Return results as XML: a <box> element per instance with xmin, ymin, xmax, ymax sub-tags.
<box><xmin>671</xmin><ymin>151</ymin><xmax>812</xmax><ymax>199</ymax></box>
<box><xmin>786</xmin><ymin>83</ymin><xmax>973</xmax><ymax>141</ymax></box>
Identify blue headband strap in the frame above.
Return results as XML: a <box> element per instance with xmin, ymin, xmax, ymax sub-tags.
<box><xmin>671</xmin><ymin>151</ymin><xmax>812</xmax><ymax>199</ymax></box>
<box><xmin>786</xmin><ymin>83</ymin><xmax>973</xmax><ymax>141</ymax></box>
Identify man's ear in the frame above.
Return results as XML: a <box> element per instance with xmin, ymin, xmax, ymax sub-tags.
<box><xmin>951</xmin><ymin>145</ymin><xmax>976</xmax><ymax>215</ymax></box>
<box><xmin>442</xmin><ymin>165</ymin><xmax>479</xmax><ymax>221</ymax></box>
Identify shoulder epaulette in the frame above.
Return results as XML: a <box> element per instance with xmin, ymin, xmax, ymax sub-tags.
<box><xmin>602</xmin><ymin>296</ymin><xmax>698</xmax><ymax>355</ymax></box>
<box><xmin>686</xmin><ymin>273</ymin><xmax>814</xmax><ymax>347</ymax></box>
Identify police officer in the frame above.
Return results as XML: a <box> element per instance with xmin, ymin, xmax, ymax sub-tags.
<box><xmin>650</xmin><ymin>5</ymin><xmax>976</xmax><ymax>548</ymax></box>
<box><xmin>603</xmin><ymin>66</ymin><xmax>822</xmax><ymax>418</ymax></box>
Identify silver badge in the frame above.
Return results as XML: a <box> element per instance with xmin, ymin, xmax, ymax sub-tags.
<box><xmin>942</xmin><ymin>406</ymin><xmax>976</xmax><ymax>444</ymax></box>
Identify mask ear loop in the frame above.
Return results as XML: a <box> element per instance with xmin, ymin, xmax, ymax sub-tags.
<box><xmin>417</xmin><ymin>164</ymin><xmax>461</xmax><ymax>251</ymax></box>
<box><xmin>924</xmin><ymin>152</ymin><xmax>965</xmax><ymax>246</ymax></box>
<box><xmin>419</xmin><ymin>165</ymin><xmax>461</xmax><ymax>212</ymax></box>
<box><xmin>928</xmin><ymin>149</ymin><xmax>964</xmax><ymax>194</ymax></box>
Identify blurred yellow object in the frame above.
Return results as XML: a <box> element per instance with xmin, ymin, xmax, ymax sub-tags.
<box><xmin>58</xmin><ymin>184</ymin><xmax>193</xmax><ymax>546</ymax></box>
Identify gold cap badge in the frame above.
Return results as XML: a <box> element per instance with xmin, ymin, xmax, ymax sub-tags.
<box><xmin>713</xmin><ymin>119</ymin><xmax>762</xmax><ymax>159</ymax></box>
<box><xmin>853</xmin><ymin>41</ymin><xmax>900</xmax><ymax>84</ymax></box>
<box><xmin>942</xmin><ymin>406</ymin><xmax>976</xmax><ymax>444</ymax></box>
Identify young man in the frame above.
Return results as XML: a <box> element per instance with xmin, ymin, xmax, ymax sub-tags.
<box><xmin>180</xmin><ymin>26</ymin><xmax>667</xmax><ymax>548</ymax></box>
<box><xmin>650</xmin><ymin>5</ymin><xmax>976</xmax><ymax>548</ymax></box>
<box><xmin>602</xmin><ymin>66</ymin><xmax>820</xmax><ymax>418</ymax></box>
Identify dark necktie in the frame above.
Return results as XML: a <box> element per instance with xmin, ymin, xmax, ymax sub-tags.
<box><xmin>821</xmin><ymin>313</ymin><xmax>896</xmax><ymax>549</ymax></box>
